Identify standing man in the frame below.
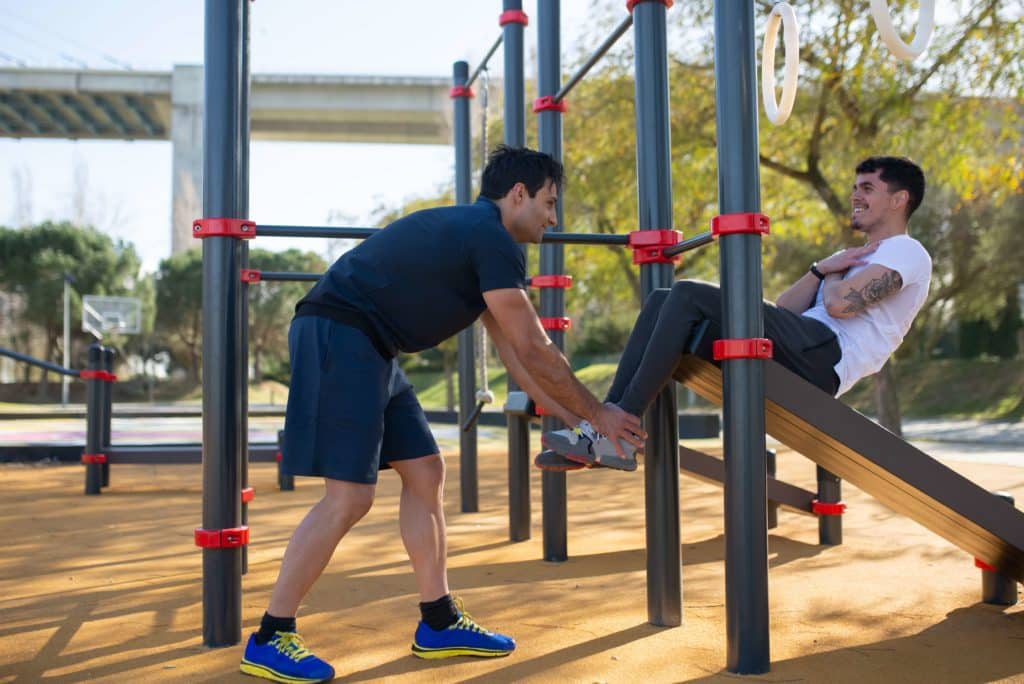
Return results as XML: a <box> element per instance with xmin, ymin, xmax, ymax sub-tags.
<box><xmin>541</xmin><ymin>156</ymin><xmax>931</xmax><ymax>470</ymax></box>
<box><xmin>240</xmin><ymin>146</ymin><xmax>644</xmax><ymax>683</ymax></box>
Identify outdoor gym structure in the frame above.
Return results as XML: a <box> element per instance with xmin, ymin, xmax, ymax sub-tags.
<box><xmin>192</xmin><ymin>0</ymin><xmax>1022</xmax><ymax>676</ymax></box>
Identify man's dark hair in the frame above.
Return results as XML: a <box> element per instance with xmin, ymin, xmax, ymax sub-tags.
<box><xmin>855</xmin><ymin>156</ymin><xmax>926</xmax><ymax>219</ymax></box>
<box><xmin>480</xmin><ymin>145</ymin><xmax>564</xmax><ymax>199</ymax></box>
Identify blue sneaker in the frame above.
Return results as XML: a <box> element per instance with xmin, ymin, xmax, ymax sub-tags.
<box><xmin>411</xmin><ymin>599</ymin><xmax>515</xmax><ymax>659</ymax></box>
<box><xmin>240</xmin><ymin>631</ymin><xmax>335</xmax><ymax>683</ymax></box>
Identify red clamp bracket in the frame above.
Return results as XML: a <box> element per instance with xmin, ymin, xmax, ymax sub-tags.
<box><xmin>627</xmin><ymin>0</ymin><xmax>673</xmax><ymax>12</ymax></box>
<box><xmin>627</xmin><ymin>229</ymin><xmax>682</xmax><ymax>265</ymax></box>
<box><xmin>275</xmin><ymin>450</ymin><xmax>283</xmax><ymax>463</ymax></box>
<box><xmin>811</xmin><ymin>500</ymin><xmax>847</xmax><ymax>516</ymax></box>
<box><xmin>80</xmin><ymin>370</ymin><xmax>117</xmax><ymax>382</ymax></box>
<box><xmin>713</xmin><ymin>338</ymin><xmax>773</xmax><ymax>360</ymax></box>
<box><xmin>711</xmin><ymin>213</ymin><xmax>770</xmax><ymax>237</ymax></box>
<box><xmin>533</xmin><ymin>96</ymin><xmax>567</xmax><ymax>113</ymax></box>
<box><xmin>530</xmin><ymin>274</ymin><xmax>573</xmax><ymax>289</ymax></box>
<box><xmin>534</xmin><ymin>404</ymin><xmax>551</xmax><ymax>417</ymax></box>
<box><xmin>541</xmin><ymin>317</ymin><xmax>571</xmax><ymax>331</ymax></box>
<box><xmin>974</xmin><ymin>558</ymin><xmax>997</xmax><ymax>572</ymax></box>
<box><xmin>241</xmin><ymin>487</ymin><xmax>255</xmax><ymax>503</ymax></box>
<box><xmin>81</xmin><ymin>453</ymin><xmax>107</xmax><ymax>464</ymax></box>
<box><xmin>449</xmin><ymin>85</ymin><xmax>474</xmax><ymax>99</ymax></box>
<box><xmin>240</xmin><ymin>269</ymin><xmax>262</xmax><ymax>283</ymax></box>
<box><xmin>194</xmin><ymin>526</ymin><xmax>250</xmax><ymax>548</ymax></box>
<box><xmin>499</xmin><ymin>9</ymin><xmax>529</xmax><ymax>25</ymax></box>
<box><xmin>193</xmin><ymin>218</ymin><xmax>256</xmax><ymax>239</ymax></box>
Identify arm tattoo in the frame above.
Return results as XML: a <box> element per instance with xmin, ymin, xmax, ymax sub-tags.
<box><xmin>841</xmin><ymin>271</ymin><xmax>903</xmax><ymax>314</ymax></box>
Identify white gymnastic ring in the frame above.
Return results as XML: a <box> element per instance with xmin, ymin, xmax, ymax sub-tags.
<box><xmin>869</xmin><ymin>0</ymin><xmax>935</xmax><ymax>60</ymax></box>
<box><xmin>761</xmin><ymin>2</ymin><xmax>800</xmax><ymax>126</ymax></box>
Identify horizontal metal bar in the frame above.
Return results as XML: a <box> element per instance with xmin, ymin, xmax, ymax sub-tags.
<box><xmin>542</xmin><ymin>231</ymin><xmax>630</xmax><ymax>245</ymax></box>
<box><xmin>553</xmin><ymin>14</ymin><xmax>633</xmax><ymax>103</ymax></box>
<box><xmin>258</xmin><ymin>225</ymin><xmax>379</xmax><ymax>239</ymax></box>
<box><xmin>467</xmin><ymin>34</ymin><xmax>504</xmax><ymax>88</ymax></box>
<box><xmin>0</xmin><ymin>346</ymin><xmax>80</xmax><ymax>377</ymax></box>
<box><xmin>258</xmin><ymin>271</ymin><xmax>322</xmax><ymax>282</ymax></box>
<box><xmin>662</xmin><ymin>231</ymin><xmax>714</xmax><ymax>257</ymax></box>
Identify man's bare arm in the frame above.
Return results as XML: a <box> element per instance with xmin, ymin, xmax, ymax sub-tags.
<box><xmin>823</xmin><ymin>264</ymin><xmax>903</xmax><ymax>319</ymax></box>
<box><xmin>776</xmin><ymin>271</ymin><xmax>821</xmax><ymax>313</ymax></box>
<box><xmin>481</xmin><ymin>288</ymin><xmax>645</xmax><ymax>451</ymax></box>
<box><xmin>479</xmin><ymin>310</ymin><xmax>580</xmax><ymax>427</ymax></box>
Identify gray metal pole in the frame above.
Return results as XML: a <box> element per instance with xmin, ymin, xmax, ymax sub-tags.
<box><xmin>632</xmin><ymin>0</ymin><xmax>681</xmax><ymax>628</ymax></box>
<box><xmin>62</xmin><ymin>277</ymin><xmax>70</xmax><ymax>406</ymax></box>
<box><xmin>537</xmin><ymin>0</ymin><xmax>568</xmax><ymax>563</ymax></box>
<box><xmin>83</xmin><ymin>344</ymin><xmax>103</xmax><ymax>495</ymax></box>
<box><xmin>502</xmin><ymin>0</ymin><xmax>533</xmax><ymax>542</ymax></box>
<box><xmin>201</xmin><ymin>0</ymin><xmax>246</xmax><ymax>648</ymax></box>
<box><xmin>816</xmin><ymin>466</ymin><xmax>842</xmax><ymax>545</ymax></box>
<box><xmin>713</xmin><ymin>0</ymin><xmax>770</xmax><ymax>673</ymax></box>
<box><xmin>101</xmin><ymin>346</ymin><xmax>114</xmax><ymax>488</ymax></box>
<box><xmin>453</xmin><ymin>60</ymin><xmax>479</xmax><ymax>514</ymax></box>
<box><xmin>238</xmin><ymin>0</ymin><xmax>252</xmax><ymax>576</ymax></box>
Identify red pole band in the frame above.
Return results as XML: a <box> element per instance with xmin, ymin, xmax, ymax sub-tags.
<box><xmin>81</xmin><ymin>453</ymin><xmax>107</xmax><ymax>464</ymax></box>
<box><xmin>499</xmin><ymin>9</ymin><xmax>529</xmax><ymax>25</ymax></box>
<box><xmin>711</xmin><ymin>213</ymin><xmax>770</xmax><ymax>236</ymax></box>
<box><xmin>80</xmin><ymin>370</ymin><xmax>117</xmax><ymax>382</ymax></box>
<box><xmin>194</xmin><ymin>526</ymin><xmax>250</xmax><ymax>548</ymax></box>
<box><xmin>241</xmin><ymin>487</ymin><xmax>255</xmax><ymax>503</ymax></box>
<box><xmin>240</xmin><ymin>269</ymin><xmax>261</xmax><ymax>283</ymax></box>
<box><xmin>533</xmin><ymin>96</ymin><xmax>567</xmax><ymax>113</ymax></box>
<box><xmin>529</xmin><ymin>274</ymin><xmax>573</xmax><ymax>289</ymax></box>
<box><xmin>627</xmin><ymin>229</ymin><xmax>682</xmax><ymax>265</ymax></box>
<box><xmin>449</xmin><ymin>85</ymin><xmax>474</xmax><ymax>99</ymax></box>
<box><xmin>540</xmin><ymin>317</ymin><xmax>572</xmax><ymax>331</ymax></box>
<box><xmin>193</xmin><ymin>218</ymin><xmax>256</xmax><ymax>239</ymax></box>
<box><xmin>811</xmin><ymin>500</ymin><xmax>847</xmax><ymax>516</ymax></box>
<box><xmin>974</xmin><ymin>558</ymin><xmax>997</xmax><ymax>572</ymax></box>
<box><xmin>712</xmin><ymin>338</ymin><xmax>773</xmax><ymax>360</ymax></box>
<box><xmin>627</xmin><ymin>0</ymin><xmax>673</xmax><ymax>12</ymax></box>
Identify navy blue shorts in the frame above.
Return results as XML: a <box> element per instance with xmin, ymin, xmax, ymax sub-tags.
<box><xmin>282</xmin><ymin>316</ymin><xmax>439</xmax><ymax>484</ymax></box>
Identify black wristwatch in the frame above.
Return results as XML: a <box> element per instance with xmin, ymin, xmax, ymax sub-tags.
<box><xmin>809</xmin><ymin>263</ymin><xmax>826</xmax><ymax>281</ymax></box>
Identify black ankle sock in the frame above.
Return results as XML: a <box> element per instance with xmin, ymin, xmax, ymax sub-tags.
<box><xmin>255</xmin><ymin>612</ymin><xmax>297</xmax><ymax>644</ymax></box>
<box><xmin>419</xmin><ymin>594</ymin><xmax>459</xmax><ymax>631</ymax></box>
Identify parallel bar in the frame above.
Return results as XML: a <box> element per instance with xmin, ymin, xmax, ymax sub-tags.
<box><xmin>538</xmin><ymin>0</ymin><xmax>567</xmax><ymax>561</ymax></box>
<box><xmin>553</xmin><ymin>14</ymin><xmax>633</xmax><ymax>103</ymax></box>
<box><xmin>258</xmin><ymin>225</ymin><xmax>377</xmax><ymax>239</ymax></box>
<box><xmin>257</xmin><ymin>271</ymin><xmax>322</xmax><ymax>282</ymax></box>
<box><xmin>633</xmin><ymin>0</ymin><xmax>681</xmax><ymax>628</ymax></box>
<box><xmin>661</xmin><ymin>230</ymin><xmax>713</xmax><ymax>257</ymax></box>
<box><xmin>201</xmin><ymin>0</ymin><xmax>246</xmax><ymax>648</ymax></box>
<box><xmin>714</xmin><ymin>0</ymin><xmax>770</xmax><ymax>672</ymax></box>
<box><xmin>0</xmin><ymin>346</ymin><xmax>80</xmax><ymax>377</ymax></box>
<box><xmin>453</xmin><ymin>59</ymin><xmax>479</xmax><ymax>514</ymax></box>
<box><xmin>467</xmin><ymin>34</ymin><xmax>504</xmax><ymax>88</ymax></box>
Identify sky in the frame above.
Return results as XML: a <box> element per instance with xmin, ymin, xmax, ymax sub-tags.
<box><xmin>0</xmin><ymin>0</ymin><xmax>597</xmax><ymax>272</ymax></box>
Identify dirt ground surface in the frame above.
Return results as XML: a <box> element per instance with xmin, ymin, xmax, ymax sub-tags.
<box><xmin>2</xmin><ymin>437</ymin><xmax>1023</xmax><ymax>683</ymax></box>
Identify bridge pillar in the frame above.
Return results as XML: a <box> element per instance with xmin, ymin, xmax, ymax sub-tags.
<box><xmin>171</xmin><ymin>64</ymin><xmax>204</xmax><ymax>254</ymax></box>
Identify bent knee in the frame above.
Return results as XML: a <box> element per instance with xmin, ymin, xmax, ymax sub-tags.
<box><xmin>323</xmin><ymin>480</ymin><xmax>375</xmax><ymax>520</ymax></box>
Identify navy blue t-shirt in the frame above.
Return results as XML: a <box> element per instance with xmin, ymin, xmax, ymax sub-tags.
<box><xmin>296</xmin><ymin>197</ymin><xmax>526</xmax><ymax>356</ymax></box>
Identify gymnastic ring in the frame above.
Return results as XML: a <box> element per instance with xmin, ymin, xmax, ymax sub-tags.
<box><xmin>761</xmin><ymin>2</ymin><xmax>800</xmax><ymax>125</ymax></box>
<box><xmin>869</xmin><ymin>0</ymin><xmax>935</xmax><ymax>61</ymax></box>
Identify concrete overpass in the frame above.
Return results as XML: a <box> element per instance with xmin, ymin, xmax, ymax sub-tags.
<box><xmin>0</xmin><ymin>66</ymin><xmax>454</xmax><ymax>252</ymax></box>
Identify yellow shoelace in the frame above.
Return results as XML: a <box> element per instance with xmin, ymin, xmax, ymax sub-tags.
<box><xmin>451</xmin><ymin>597</ymin><xmax>488</xmax><ymax>634</ymax></box>
<box><xmin>270</xmin><ymin>631</ymin><xmax>313</xmax><ymax>662</ymax></box>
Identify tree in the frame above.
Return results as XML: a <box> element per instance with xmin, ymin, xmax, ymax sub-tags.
<box><xmin>154</xmin><ymin>249</ymin><xmax>203</xmax><ymax>381</ymax></box>
<box><xmin>0</xmin><ymin>222</ymin><xmax>142</xmax><ymax>394</ymax></box>
<box><xmin>247</xmin><ymin>248</ymin><xmax>327</xmax><ymax>382</ymax></box>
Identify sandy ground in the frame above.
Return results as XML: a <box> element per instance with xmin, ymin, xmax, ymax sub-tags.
<box><xmin>1</xmin><ymin>437</ymin><xmax>1023</xmax><ymax>683</ymax></box>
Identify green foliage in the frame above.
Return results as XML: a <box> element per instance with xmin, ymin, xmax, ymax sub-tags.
<box><xmin>0</xmin><ymin>221</ymin><xmax>143</xmax><ymax>370</ymax></box>
<box><xmin>247</xmin><ymin>248</ymin><xmax>327</xmax><ymax>382</ymax></box>
<box><xmin>154</xmin><ymin>248</ymin><xmax>203</xmax><ymax>380</ymax></box>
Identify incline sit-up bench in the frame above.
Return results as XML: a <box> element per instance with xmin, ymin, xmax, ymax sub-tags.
<box><xmin>674</xmin><ymin>354</ymin><xmax>1024</xmax><ymax>590</ymax></box>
